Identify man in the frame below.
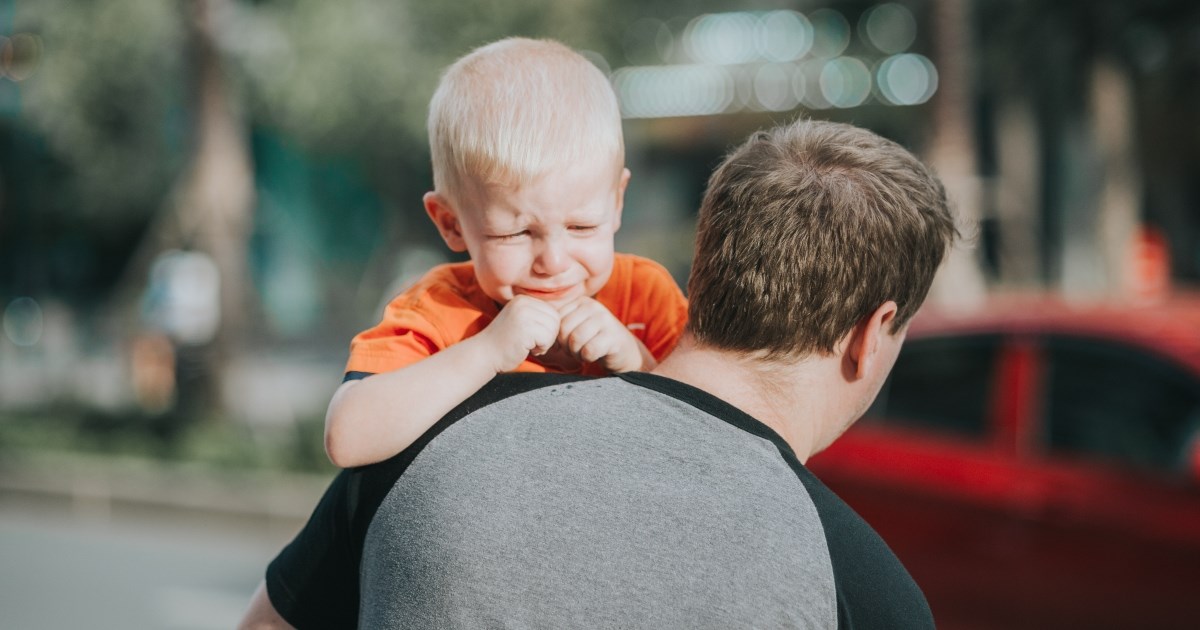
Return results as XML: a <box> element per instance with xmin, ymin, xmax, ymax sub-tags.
<box><xmin>240</xmin><ymin>119</ymin><xmax>957</xmax><ymax>629</ymax></box>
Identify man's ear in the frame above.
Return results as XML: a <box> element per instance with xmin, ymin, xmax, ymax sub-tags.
<box><xmin>423</xmin><ymin>191</ymin><xmax>468</xmax><ymax>253</ymax></box>
<box><xmin>612</xmin><ymin>168</ymin><xmax>631</xmax><ymax>232</ymax></box>
<box><xmin>845</xmin><ymin>301</ymin><xmax>899</xmax><ymax>380</ymax></box>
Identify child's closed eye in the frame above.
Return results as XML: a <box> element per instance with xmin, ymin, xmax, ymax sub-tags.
<box><xmin>491</xmin><ymin>230</ymin><xmax>530</xmax><ymax>241</ymax></box>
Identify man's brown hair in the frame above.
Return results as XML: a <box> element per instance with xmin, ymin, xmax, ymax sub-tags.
<box><xmin>687</xmin><ymin>119</ymin><xmax>957</xmax><ymax>358</ymax></box>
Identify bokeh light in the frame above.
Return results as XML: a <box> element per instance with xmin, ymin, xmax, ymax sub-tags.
<box><xmin>734</xmin><ymin>66</ymin><xmax>756</xmax><ymax>111</ymax></box>
<box><xmin>808</xmin><ymin>9</ymin><xmax>851</xmax><ymax>59</ymax></box>
<box><xmin>580</xmin><ymin>49</ymin><xmax>613</xmax><ymax>77</ymax></box>
<box><xmin>754</xmin><ymin>63</ymin><xmax>800</xmax><ymax>111</ymax></box>
<box><xmin>757</xmin><ymin>10</ymin><xmax>814</xmax><ymax>62</ymax></box>
<box><xmin>821</xmin><ymin>57</ymin><xmax>872</xmax><ymax>108</ymax></box>
<box><xmin>790</xmin><ymin>64</ymin><xmax>809</xmax><ymax>107</ymax></box>
<box><xmin>624</xmin><ymin>18</ymin><xmax>672</xmax><ymax>66</ymax></box>
<box><xmin>684</xmin><ymin>12</ymin><xmax>760</xmax><ymax>65</ymax></box>
<box><xmin>3</xmin><ymin>297</ymin><xmax>44</xmax><ymax>347</ymax></box>
<box><xmin>613</xmin><ymin>64</ymin><xmax>735</xmax><ymax>118</ymax></box>
<box><xmin>861</xmin><ymin>3</ymin><xmax>917</xmax><ymax>54</ymax></box>
<box><xmin>876</xmin><ymin>53</ymin><xmax>938</xmax><ymax>105</ymax></box>
<box><xmin>2</xmin><ymin>33</ymin><xmax>44</xmax><ymax>81</ymax></box>
<box><xmin>798</xmin><ymin>59</ymin><xmax>833</xmax><ymax>109</ymax></box>
<box><xmin>144</xmin><ymin>250</ymin><xmax>222</xmax><ymax>346</ymax></box>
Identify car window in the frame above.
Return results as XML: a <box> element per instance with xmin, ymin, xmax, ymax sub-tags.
<box><xmin>1042</xmin><ymin>335</ymin><xmax>1200</xmax><ymax>475</ymax></box>
<box><xmin>867</xmin><ymin>334</ymin><xmax>999</xmax><ymax>440</ymax></box>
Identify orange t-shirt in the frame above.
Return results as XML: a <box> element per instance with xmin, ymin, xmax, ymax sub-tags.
<box><xmin>345</xmin><ymin>253</ymin><xmax>688</xmax><ymax>376</ymax></box>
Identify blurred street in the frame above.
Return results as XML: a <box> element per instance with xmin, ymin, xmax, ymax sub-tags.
<box><xmin>0</xmin><ymin>456</ymin><xmax>327</xmax><ymax>630</ymax></box>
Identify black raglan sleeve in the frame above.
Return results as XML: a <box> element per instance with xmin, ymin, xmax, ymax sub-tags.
<box><xmin>793</xmin><ymin>466</ymin><xmax>935</xmax><ymax>629</ymax></box>
<box><xmin>265</xmin><ymin>469</ymin><xmax>364</xmax><ymax>629</ymax></box>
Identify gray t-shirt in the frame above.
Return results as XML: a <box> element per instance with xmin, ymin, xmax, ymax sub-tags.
<box><xmin>266</xmin><ymin>372</ymin><xmax>933</xmax><ymax>629</ymax></box>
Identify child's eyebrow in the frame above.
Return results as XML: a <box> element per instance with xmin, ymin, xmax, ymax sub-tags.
<box><xmin>563</xmin><ymin>208</ymin><xmax>607</xmax><ymax>223</ymax></box>
<box><xmin>481</xmin><ymin>220</ymin><xmax>525</xmax><ymax>234</ymax></box>
<box><xmin>481</xmin><ymin>205</ymin><xmax>609</xmax><ymax>232</ymax></box>
<box><xmin>477</xmin><ymin>209</ymin><xmax>525</xmax><ymax>231</ymax></box>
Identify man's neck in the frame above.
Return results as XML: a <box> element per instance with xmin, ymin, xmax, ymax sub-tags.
<box><xmin>651</xmin><ymin>336</ymin><xmax>838</xmax><ymax>463</ymax></box>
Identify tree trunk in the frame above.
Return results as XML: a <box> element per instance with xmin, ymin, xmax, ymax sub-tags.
<box><xmin>925</xmin><ymin>0</ymin><xmax>988</xmax><ymax>308</ymax></box>
<box><xmin>114</xmin><ymin>0</ymin><xmax>255</xmax><ymax>419</ymax></box>
<box><xmin>1090</xmin><ymin>60</ymin><xmax>1141</xmax><ymax>299</ymax></box>
<box><xmin>184</xmin><ymin>0</ymin><xmax>255</xmax><ymax>344</ymax></box>
<box><xmin>992</xmin><ymin>97</ymin><xmax>1042</xmax><ymax>287</ymax></box>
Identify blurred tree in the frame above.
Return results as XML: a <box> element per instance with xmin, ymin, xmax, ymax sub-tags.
<box><xmin>17</xmin><ymin>0</ymin><xmax>253</xmax><ymax>419</ymax></box>
<box><xmin>15</xmin><ymin>0</ymin><xmax>186</xmax><ymax>227</ymax></box>
<box><xmin>9</xmin><ymin>0</ymin><xmax>739</xmax><ymax>312</ymax></box>
<box><xmin>9</xmin><ymin>0</ymin><xmax>657</xmax><ymax>418</ymax></box>
<box><xmin>12</xmin><ymin>0</ymin><xmax>187</xmax><ymax>304</ymax></box>
<box><xmin>926</xmin><ymin>0</ymin><xmax>987</xmax><ymax>306</ymax></box>
<box><xmin>975</xmin><ymin>0</ymin><xmax>1200</xmax><ymax>291</ymax></box>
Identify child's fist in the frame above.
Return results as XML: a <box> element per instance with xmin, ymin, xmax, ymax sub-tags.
<box><xmin>480</xmin><ymin>295</ymin><xmax>562</xmax><ymax>373</ymax></box>
<box><xmin>556</xmin><ymin>297</ymin><xmax>653</xmax><ymax>373</ymax></box>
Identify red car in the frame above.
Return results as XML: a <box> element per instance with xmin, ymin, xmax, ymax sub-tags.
<box><xmin>809</xmin><ymin>293</ymin><xmax>1200</xmax><ymax>629</ymax></box>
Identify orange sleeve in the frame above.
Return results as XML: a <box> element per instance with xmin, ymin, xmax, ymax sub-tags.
<box><xmin>619</xmin><ymin>255</ymin><xmax>689</xmax><ymax>362</ymax></box>
<box><xmin>637</xmin><ymin>261</ymin><xmax>689</xmax><ymax>361</ymax></box>
<box><xmin>344</xmin><ymin>298</ymin><xmax>446</xmax><ymax>375</ymax></box>
<box><xmin>343</xmin><ymin>263</ymin><xmax>495</xmax><ymax>375</ymax></box>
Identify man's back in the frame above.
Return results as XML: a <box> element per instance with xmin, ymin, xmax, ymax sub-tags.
<box><xmin>266</xmin><ymin>374</ymin><xmax>933</xmax><ymax>629</ymax></box>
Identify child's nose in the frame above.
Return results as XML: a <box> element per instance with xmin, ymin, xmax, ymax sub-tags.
<box><xmin>532</xmin><ymin>236</ymin><xmax>570</xmax><ymax>276</ymax></box>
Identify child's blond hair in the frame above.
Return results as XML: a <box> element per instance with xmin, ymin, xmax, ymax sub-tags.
<box><xmin>428</xmin><ymin>38</ymin><xmax>624</xmax><ymax>206</ymax></box>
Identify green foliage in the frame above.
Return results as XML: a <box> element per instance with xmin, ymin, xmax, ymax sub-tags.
<box><xmin>8</xmin><ymin>0</ymin><xmax>704</xmax><ymax>229</ymax></box>
<box><xmin>15</xmin><ymin>0</ymin><xmax>187</xmax><ymax>224</ymax></box>
<box><xmin>229</xmin><ymin>0</ymin><xmax>429</xmax><ymax>155</ymax></box>
<box><xmin>0</xmin><ymin>406</ymin><xmax>337</xmax><ymax>474</ymax></box>
<box><xmin>407</xmin><ymin>0</ymin><xmax>608</xmax><ymax>62</ymax></box>
<box><xmin>231</xmin><ymin>0</ymin><xmax>630</xmax><ymax>160</ymax></box>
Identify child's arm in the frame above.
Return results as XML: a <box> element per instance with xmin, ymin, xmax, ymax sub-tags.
<box><xmin>324</xmin><ymin>296</ymin><xmax>561</xmax><ymax>468</ymax></box>
<box><xmin>556</xmin><ymin>296</ymin><xmax>657</xmax><ymax>373</ymax></box>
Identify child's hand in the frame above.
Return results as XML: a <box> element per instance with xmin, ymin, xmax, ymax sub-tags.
<box><xmin>556</xmin><ymin>296</ymin><xmax>653</xmax><ymax>373</ymax></box>
<box><xmin>478</xmin><ymin>295</ymin><xmax>562</xmax><ymax>373</ymax></box>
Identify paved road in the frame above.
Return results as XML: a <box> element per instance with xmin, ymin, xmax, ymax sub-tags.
<box><xmin>0</xmin><ymin>493</ymin><xmax>305</xmax><ymax>630</ymax></box>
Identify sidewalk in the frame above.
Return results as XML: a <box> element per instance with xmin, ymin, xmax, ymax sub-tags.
<box><xmin>0</xmin><ymin>450</ymin><xmax>331</xmax><ymax>524</ymax></box>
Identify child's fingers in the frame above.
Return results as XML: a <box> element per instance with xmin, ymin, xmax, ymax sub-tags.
<box><xmin>494</xmin><ymin>296</ymin><xmax>562</xmax><ymax>359</ymax></box>
<box><xmin>558</xmin><ymin>300</ymin><xmax>612</xmax><ymax>339</ymax></box>
<box><xmin>512</xmin><ymin>294</ymin><xmax>562</xmax><ymax>320</ymax></box>
<box><xmin>528</xmin><ymin>313</ymin><xmax>561</xmax><ymax>356</ymax></box>
<box><xmin>555</xmin><ymin>304</ymin><xmax>587</xmax><ymax>339</ymax></box>
<box><xmin>508</xmin><ymin>297</ymin><xmax>561</xmax><ymax>330</ymax></box>
<box><xmin>530</xmin><ymin>313</ymin><xmax>559</xmax><ymax>355</ymax></box>
<box><xmin>577</xmin><ymin>333</ymin><xmax>616</xmax><ymax>364</ymax></box>
<box><xmin>565</xmin><ymin>318</ymin><xmax>604</xmax><ymax>355</ymax></box>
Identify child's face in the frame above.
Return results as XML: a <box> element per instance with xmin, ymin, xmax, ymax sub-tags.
<box><xmin>425</xmin><ymin>158</ymin><xmax>630</xmax><ymax>306</ymax></box>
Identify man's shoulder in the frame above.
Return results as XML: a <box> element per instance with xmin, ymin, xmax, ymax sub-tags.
<box><xmin>353</xmin><ymin>371</ymin><xmax>798</xmax><ymax>526</ymax></box>
<box><xmin>356</xmin><ymin>373</ymin><xmax>597</xmax><ymax>478</ymax></box>
<box><xmin>459</xmin><ymin>372</ymin><xmax>597</xmax><ymax>411</ymax></box>
<box><xmin>788</xmin><ymin>462</ymin><xmax>936</xmax><ymax>628</ymax></box>
<box><xmin>357</xmin><ymin>373</ymin><xmax>842</xmax><ymax>628</ymax></box>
